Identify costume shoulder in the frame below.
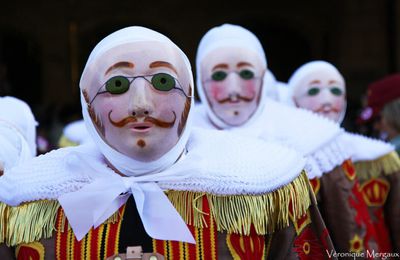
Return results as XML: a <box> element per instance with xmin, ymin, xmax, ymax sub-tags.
<box><xmin>159</xmin><ymin>127</ymin><xmax>312</xmax><ymax>235</ymax></box>
<box><xmin>343</xmin><ymin>132</ymin><xmax>400</xmax><ymax>179</ymax></box>
<box><xmin>0</xmin><ymin>144</ymin><xmax>99</xmax><ymax>206</ymax></box>
<box><xmin>0</xmin><ymin>200</ymin><xmax>60</xmax><ymax>246</ymax></box>
<box><xmin>250</xmin><ymin>98</ymin><xmax>351</xmax><ymax>179</ymax></box>
<box><xmin>0</xmin><ymin>198</ymin><xmax>119</xmax><ymax>247</ymax></box>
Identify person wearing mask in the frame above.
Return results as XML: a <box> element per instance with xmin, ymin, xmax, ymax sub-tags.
<box><xmin>193</xmin><ymin>23</ymin><xmax>357</xmax><ymax>258</ymax></box>
<box><xmin>287</xmin><ymin>60</ymin><xmax>400</xmax><ymax>253</ymax></box>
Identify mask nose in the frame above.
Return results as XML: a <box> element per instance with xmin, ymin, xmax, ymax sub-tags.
<box><xmin>225</xmin><ymin>72</ymin><xmax>242</xmax><ymax>94</ymax></box>
<box><xmin>320</xmin><ymin>88</ymin><xmax>334</xmax><ymax>105</ymax></box>
<box><xmin>128</xmin><ymin>77</ymin><xmax>154</xmax><ymax>117</ymax></box>
<box><xmin>131</xmin><ymin>107</ymin><xmax>151</xmax><ymax>117</ymax></box>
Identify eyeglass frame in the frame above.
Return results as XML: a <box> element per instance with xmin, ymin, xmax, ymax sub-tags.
<box><xmin>89</xmin><ymin>73</ymin><xmax>192</xmax><ymax>105</ymax></box>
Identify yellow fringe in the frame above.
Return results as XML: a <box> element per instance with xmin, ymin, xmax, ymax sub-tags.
<box><xmin>166</xmin><ymin>171</ymin><xmax>311</xmax><ymax>236</ymax></box>
<box><xmin>0</xmin><ymin>200</ymin><xmax>121</xmax><ymax>247</ymax></box>
<box><xmin>354</xmin><ymin>151</ymin><xmax>400</xmax><ymax>181</ymax></box>
<box><xmin>0</xmin><ymin>200</ymin><xmax>60</xmax><ymax>247</ymax></box>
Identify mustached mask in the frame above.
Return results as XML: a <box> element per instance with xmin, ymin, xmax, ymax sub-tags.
<box><xmin>288</xmin><ymin>60</ymin><xmax>346</xmax><ymax>124</ymax></box>
<box><xmin>80</xmin><ymin>26</ymin><xmax>194</xmax><ymax>176</ymax></box>
<box><xmin>196</xmin><ymin>24</ymin><xmax>267</xmax><ymax>128</ymax></box>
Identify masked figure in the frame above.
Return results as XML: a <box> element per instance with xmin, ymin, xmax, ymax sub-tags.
<box><xmin>193</xmin><ymin>24</ymin><xmax>357</xmax><ymax>259</ymax></box>
<box><xmin>287</xmin><ymin>60</ymin><xmax>400</xmax><ymax>253</ymax></box>
<box><xmin>0</xmin><ymin>26</ymin><xmax>335</xmax><ymax>260</ymax></box>
<box><xmin>0</xmin><ymin>96</ymin><xmax>37</xmax><ymax>174</ymax></box>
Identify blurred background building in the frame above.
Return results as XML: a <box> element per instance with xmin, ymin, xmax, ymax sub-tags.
<box><xmin>0</xmin><ymin>0</ymin><xmax>399</xmax><ymax>148</ymax></box>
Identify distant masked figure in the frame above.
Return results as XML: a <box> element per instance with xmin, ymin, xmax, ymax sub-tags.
<box><xmin>192</xmin><ymin>24</ymin><xmax>360</xmax><ymax>259</ymax></box>
<box><xmin>286</xmin><ymin>60</ymin><xmax>400</xmax><ymax>253</ymax></box>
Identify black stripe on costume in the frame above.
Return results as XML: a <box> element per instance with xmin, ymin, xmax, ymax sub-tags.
<box><xmin>118</xmin><ymin>196</ymin><xmax>153</xmax><ymax>253</ymax></box>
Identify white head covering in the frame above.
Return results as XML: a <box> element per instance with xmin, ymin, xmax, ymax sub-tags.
<box><xmin>0</xmin><ymin>96</ymin><xmax>37</xmax><ymax>170</ymax></box>
<box><xmin>263</xmin><ymin>69</ymin><xmax>279</xmax><ymax>101</ymax></box>
<box><xmin>80</xmin><ymin>26</ymin><xmax>194</xmax><ymax>176</ymax></box>
<box><xmin>262</xmin><ymin>70</ymin><xmax>292</xmax><ymax>103</ymax></box>
<box><xmin>62</xmin><ymin>119</ymin><xmax>91</xmax><ymax>145</ymax></box>
<box><xmin>286</xmin><ymin>60</ymin><xmax>347</xmax><ymax>124</ymax></box>
<box><xmin>275</xmin><ymin>81</ymin><xmax>291</xmax><ymax>104</ymax></box>
<box><xmin>195</xmin><ymin>23</ymin><xmax>268</xmax><ymax>129</ymax></box>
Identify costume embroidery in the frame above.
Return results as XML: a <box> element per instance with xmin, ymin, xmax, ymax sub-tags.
<box><xmin>348</xmin><ymin>181</ymin><xmax>377</xmax><ymax>252</ymax></box>
<box><xmin>360</xmin><ymin>178</ymin><xmax>390</xmax><ymax>207</ymax></box>
<box><xmin>349</xmin><ymin>234</ymin><xmax>363</xmax><ymax>253</ymax></box>
<box><xmin>360</xmin><ymin>178</ymin><xmax>392</xmax><ymax>252</ymax></box>
<box><xmin>16</xmin><ymin>242</ymin><xmax>45</xmax><ymax>260</ymax></box>
<box><xmin>342</xmin><ymin>159</ymin><xmax>356</xmax><ymax>181</ymax></box>
<box><xmin>293</xmin><ymin>228</ymin><xmax>325</xmax><ymax>259</ymax></box>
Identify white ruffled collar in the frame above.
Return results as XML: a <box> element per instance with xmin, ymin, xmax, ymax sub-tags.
<box><xmin>342</xmin><ymin>132</ymin><xmax>394</xmax><ymax>162</ymax></box>
<box><xmin>1</xmin><ymin>128</ymin><xmax>305</xmax><ymax>203</ymax></box>
<box><xmin>192</xmin><ymin>98</ymin><xmax>351</xmax><ymax>179</ymax></box>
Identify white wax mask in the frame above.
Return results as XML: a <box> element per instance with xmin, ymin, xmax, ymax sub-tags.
<box><xmin>290</xmin><ymin>61</ymin><xmax>346</xmax><ymax>123</ymax></box>
<box><xmin>200</xmin><ymin>46</ymin><xmax>264</xmax><ymax>126</ymax></box>
<box><xmin>84</xmin><ymin>41</ymin><xmax>192</xmax><ymax>162</ymax></box>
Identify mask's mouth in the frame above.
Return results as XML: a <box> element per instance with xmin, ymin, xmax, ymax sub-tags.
<box><xmin>315</xmin><ymin>105</ymin><xmax>340</xmax><ymax>114</ymax></box>
<box><xmin>129</xmin><ymin>122</ymin><xmax>153</xmax><ymax>132</ymax></box>
<box><xmin>217</xmin><ymin>93</ymin><xmax>255</xmax><ymax>104</ymax></box>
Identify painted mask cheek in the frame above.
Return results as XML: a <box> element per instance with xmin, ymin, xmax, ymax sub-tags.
<box><xmin>333</xmin><ymin>97</ymin><xmax>345</xmax><ymax>110</ymax></box>
<box><xmin>209</xmin><ymin>82</ymin><xmax>227</xmax><ymax>100</ymax></box>
<box><xmin>301</xmin><ymin>96</ymin><xmax>321</xmax><ymax>111</ymax></box>
<box><xmin>241</xmin><ymin>80</ymin><xmax>258</xmax><ymax>96</ymax></box>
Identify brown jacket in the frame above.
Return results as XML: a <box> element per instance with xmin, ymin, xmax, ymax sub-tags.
<box><xmin>311</xmin><ymin>160</ymin><xmax>380</xmax><ymax>257</ymax></box>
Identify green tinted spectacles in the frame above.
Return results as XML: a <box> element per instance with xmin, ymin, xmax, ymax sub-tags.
<box><xmin>210</xmin><ymin>69</ymin><xmax>256</xmax><ymax>82</ymax></box>
<box><xmin>307</xmin><ymin>86</ymin><xmax>344</xmax><ymax>96</ymax></box>
<box><xmin>90</xmin><ymin>73</ymin><xmax>191</xmax><ymax>104</ymax></box>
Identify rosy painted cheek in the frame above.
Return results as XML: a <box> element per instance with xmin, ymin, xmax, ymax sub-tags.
<box><xmin>298</xmin><ymin>96</ymin><xmax>321</xmax><ymax>111</ymax></box>
<box><xmin>332</xmin><ymin>98</ymin><xmax>345</xmax><ymax>111</ymax></box>
<box><xmin>209</xmin><ymin>83</ymin><xmax>227</xmax><ymax>100</ymax></box>
<box><xmin>242</xmin><ymin>81</ymin><xmax>257</xmax><ymax>96</ymax></box>
<box><xmin>310</xmin><ymin>99</ymin><xmax>323</xmax><ymax>111</ymax></box>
